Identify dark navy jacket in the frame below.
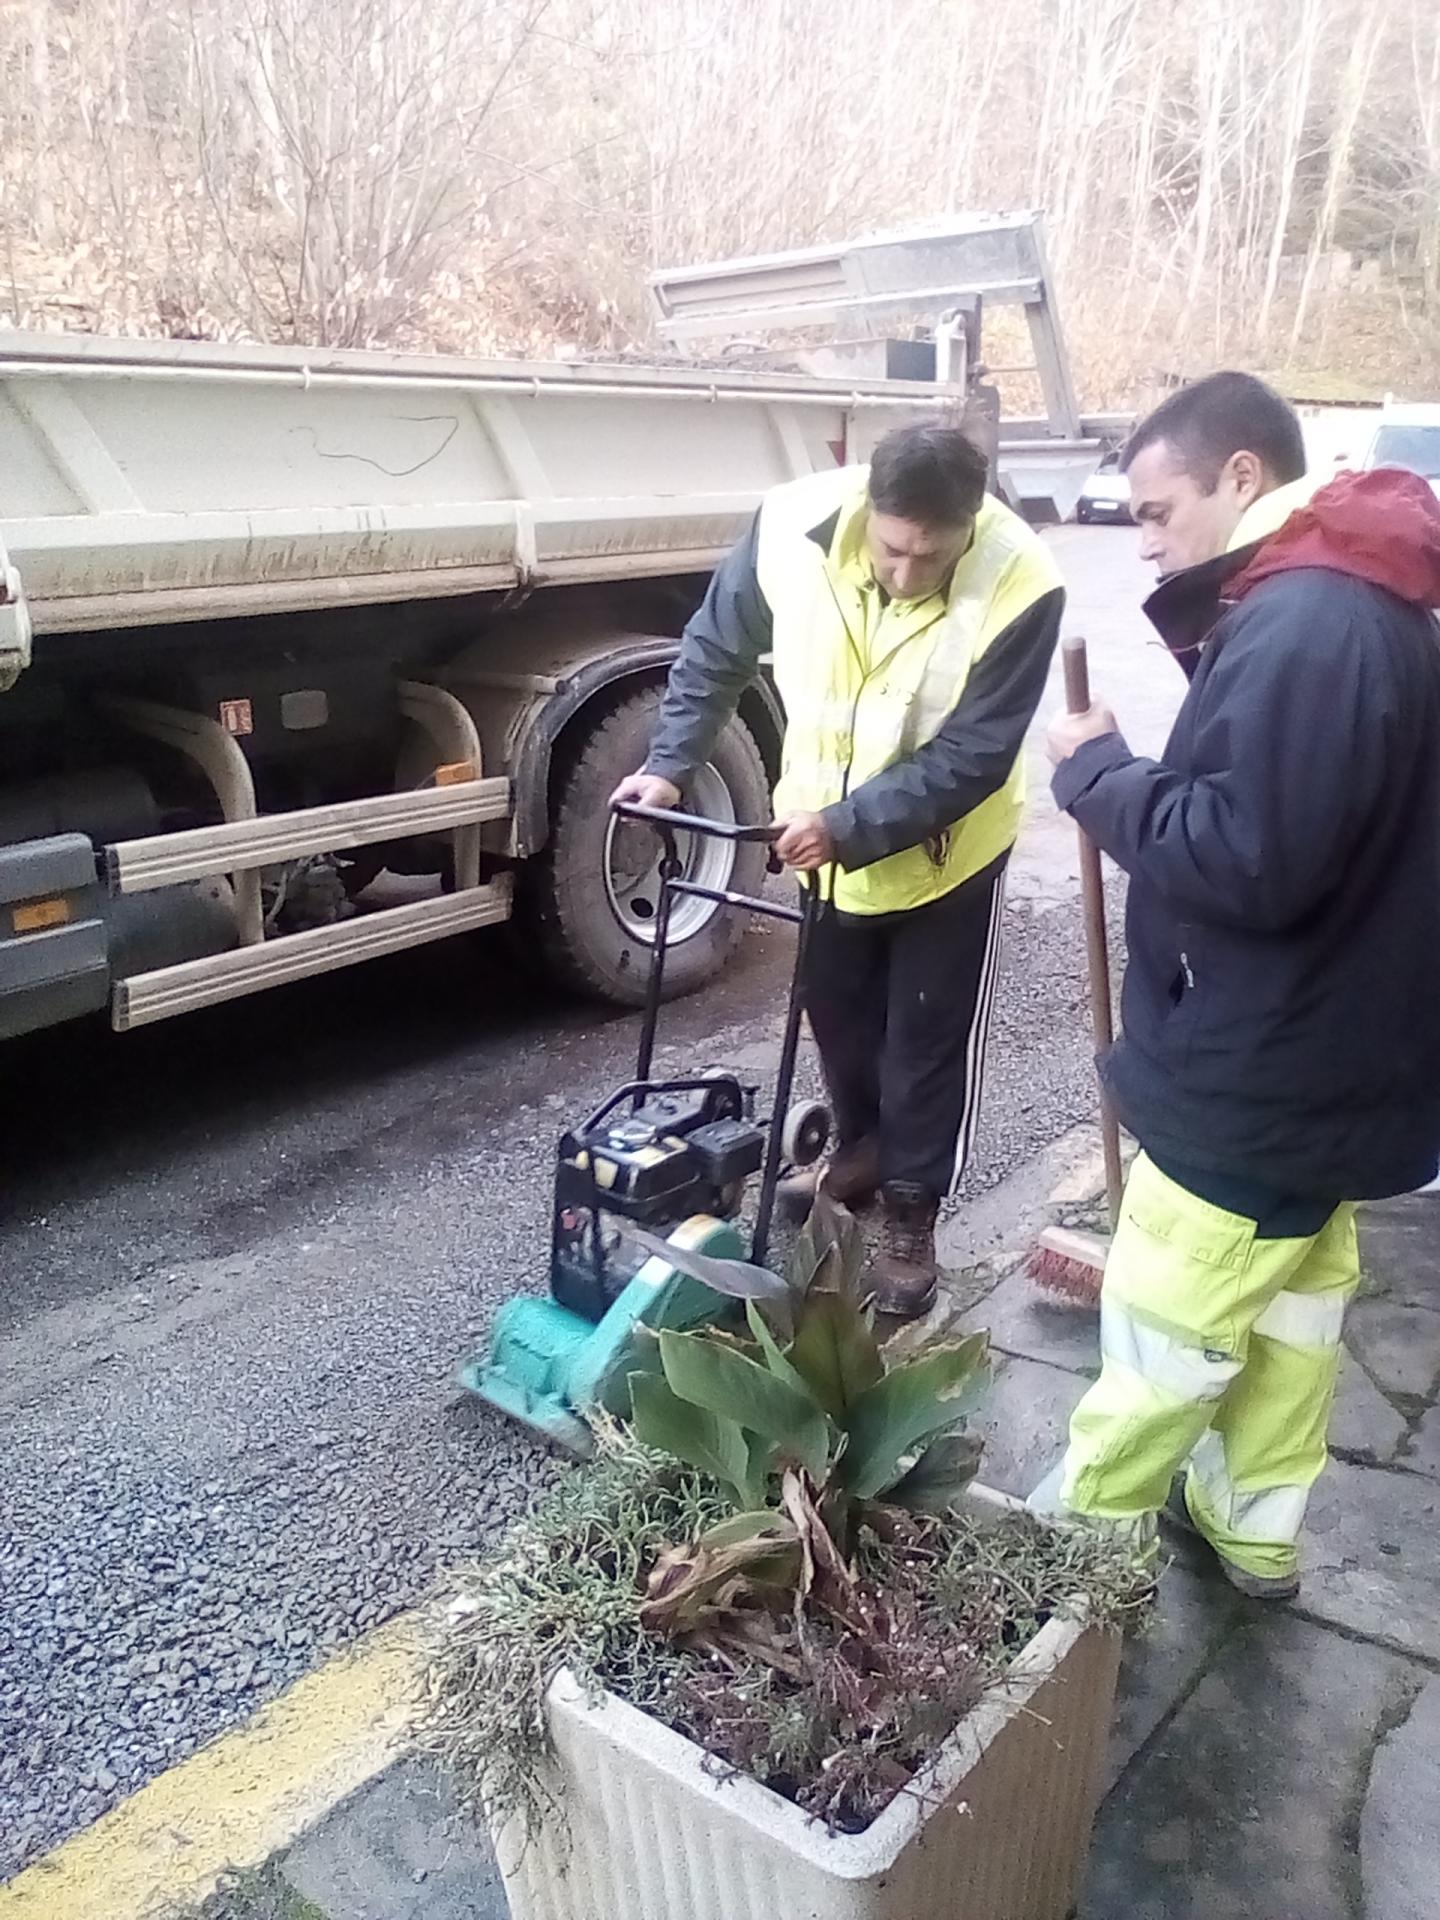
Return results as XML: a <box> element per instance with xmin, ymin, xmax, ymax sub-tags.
<box><xmin>1054</xmin><ymin>469</ymin><xmax>1440</xmax><ymax>1200</ymax></box>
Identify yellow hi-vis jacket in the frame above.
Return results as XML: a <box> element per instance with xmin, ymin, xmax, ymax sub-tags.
<box><xmin>647</xmin><ymin>464</ymin><xmax>1065</xmax><ymax>916</ymax></box>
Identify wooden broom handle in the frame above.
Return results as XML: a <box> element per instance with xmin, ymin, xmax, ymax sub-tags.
<box><xmin>1061</xmin><ymin>634</ymin><xmax>1124</xmax><ymax>1228</ymax></box>
<box><xmin>1062</xmin><ymin>630</ymin><xmax>1092</xmax><ymax>716</ymax></box>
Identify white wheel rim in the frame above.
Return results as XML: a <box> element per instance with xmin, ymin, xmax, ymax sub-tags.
<box><xmin>603</xmin><ymin>763</ymin><xmax>738</xmax><ymax>945</ymax></box>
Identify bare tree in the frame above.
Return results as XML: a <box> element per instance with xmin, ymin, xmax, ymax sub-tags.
<box><xmin>1257</xmin><ymin>0</ymin><xmax>1323</xmax><ymax>335</ymax></box>
<box><xmin>1289</xmin><ymin>3</ymin><xmax>1385</xmax><ymax>350</ymax></box>
<box><xmin>0</xmin><ymin>0</ymin><xmax>1436</xmax><ymax>397</ymax></box>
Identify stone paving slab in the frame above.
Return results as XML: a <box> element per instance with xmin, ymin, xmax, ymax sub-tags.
<box><xmin>1360</xmin><ymin>1197</ymin><xmax>1440</xmax><ymax>1311</ymax></box>
<box><xmin>1104</xmin><ymin>1563</ymin><xmax>1247</xmax><ymax>1793</ymax></box>
<box><xmin>1344</xmin><ymin>1297</ymin><xmax>1440</xmax><ymax>1403</ymax></box>
<box><xmin>960</xmin><ymin>1262</ymin><xmax>1102</xmax><ymax>1377</ymax></box>
<box><xmin>1361</xmin><ymin>1674</ymin><xmax>1440</xmax><ymax>1920</ymax></box>
<box><xmin>970</xmin><ymin>1351</ymin><xmax>1086</xmax><ymax>1498</ymax></box>
<box><xmin>1404</xmin><ymin>1404</ymin><xmax>1440</xmax><ymax>1477</ymax></box>
<box><xmin>1330</xmin><ymin>1351</ymin><xmax>1410</xmax><ymax>1464</ymax></box>
<box><xmin>279</xmin><ymin>1758</ymin><xmax>506</xmax><ymax>1920</ymax></box>
<box><xmin>1081</xmin><ymin>1611</ymin><xmax>1423</xmax><ymax>1920</ymax></box>
<box><xmin>1301</xmin><ymin>1459</ymin><xmax>1440</xmax><ymax>1663</ymax></box>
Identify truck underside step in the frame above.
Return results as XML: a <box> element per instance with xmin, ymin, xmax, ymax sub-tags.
<box><xmin>111</xmin><ymin>878</ymin><xmax>513</xmax><ymax>1030</ymax></box>
<box><xmin>105</xmin><ymin>777</ymin><xmax>512</xmax><ymax>895</ymax></box>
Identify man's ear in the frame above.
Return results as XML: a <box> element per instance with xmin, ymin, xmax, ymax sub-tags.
<box><xmin>1228</xmin><ymin>448</ymin><xmax>1266</xmax><ymax>506</ymax></box>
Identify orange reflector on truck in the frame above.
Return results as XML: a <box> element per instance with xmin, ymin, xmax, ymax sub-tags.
<box><xmin>435</xmin><ymin>761</ymin><xmax>477</xmax><ymax>786</ymax></box>
<box><xmin>14</xmin><ymin>897</ymin><xmax>71</xmax><ymax>933</ymax></box>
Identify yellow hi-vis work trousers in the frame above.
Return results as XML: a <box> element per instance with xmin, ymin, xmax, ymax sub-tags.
<box><xmin>1060</xmin><ymin>1154</ymin><xmax>1360</xmax><ymax>1581</ymax></box>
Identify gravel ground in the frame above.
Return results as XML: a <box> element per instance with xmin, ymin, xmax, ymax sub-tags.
<box><xmin>0</xmin><ymin>896</ymin><xmax>1112</xmax><ymax>1876</ymax></box>
<box><xmin>0</xmin><ymin>527</ymin><xmax>1172</xmax><ymax>1880</ymax></box>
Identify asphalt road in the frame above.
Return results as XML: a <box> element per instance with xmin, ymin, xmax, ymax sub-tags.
<box><xmin>0</xmin><ymin>524</ymin><xmax>1176</xmax><ymax>1878</ymax></box>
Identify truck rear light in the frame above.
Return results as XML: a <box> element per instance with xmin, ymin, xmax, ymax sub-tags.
<box><xmin>14</xmin><ymin>897</ymin><xmax>71</xmax><ymax>933</ymax></box>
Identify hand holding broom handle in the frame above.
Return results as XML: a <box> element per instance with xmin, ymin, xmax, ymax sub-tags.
<box><xmin>1062</xmin><ymin>635</ymin><xmax>1125</xmax><ymax>1233</ymax></box>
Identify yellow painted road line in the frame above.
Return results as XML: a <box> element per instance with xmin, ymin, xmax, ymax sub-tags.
<box><xmin>1</xmin><ymin>1616</ymin><xmax>418</xmax><ymax>1920</ymax></box>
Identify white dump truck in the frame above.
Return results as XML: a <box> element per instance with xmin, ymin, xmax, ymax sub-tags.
<box><xmin>0</xmin><ymin>214</ymin><xmax>1108</xmax><ymax>1041</ymax></box>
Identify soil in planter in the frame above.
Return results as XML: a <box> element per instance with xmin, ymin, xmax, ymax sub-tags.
<box><xmin>656</xmin><ymin>1552</ymin><xmax>994</xmax><ymax>1832</ymax></box>
<box><xmin>421</xmin><ymin>1444</ymin><xmax>1152</xmax><ymax>1840</ymax></box>
<box><xmin>649</xmin><ymin>1515</ymin><xmax>1143</xmax><ymax>1831</ymax></box>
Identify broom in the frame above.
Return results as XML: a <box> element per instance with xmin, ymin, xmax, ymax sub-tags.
<box><xmin>1028</xmin><ymin>633</ymin><xmax>1124</xmax><ymax>1306</ymax></box>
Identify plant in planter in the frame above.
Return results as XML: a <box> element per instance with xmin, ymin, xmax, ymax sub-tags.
<box><xmin>422</xmin><ymin>1198</ymin><xmax>1151</xmax><ymax>1920</ymax></box>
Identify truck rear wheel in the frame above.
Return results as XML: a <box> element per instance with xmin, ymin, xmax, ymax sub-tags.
<box><xmin>530</xmin><ymin>686</ymin><xmax>771</xmax><ymax>1005</ymax></box>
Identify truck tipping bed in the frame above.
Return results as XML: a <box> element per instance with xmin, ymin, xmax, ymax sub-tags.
<box><xmin>0</xmin><ymin>332</ymin><xmax>947</xmax><ymax>644</ymax></box>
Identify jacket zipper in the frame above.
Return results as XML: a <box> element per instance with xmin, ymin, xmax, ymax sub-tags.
<box><xmin>820</xmin><ymin>569</ymin><xmax>871</xmax><ymax>804</ymax></box>
<box><xmin>820</xmin><ymin>567</ymin><xmax>945</xmax><ymax>804</ymax></box>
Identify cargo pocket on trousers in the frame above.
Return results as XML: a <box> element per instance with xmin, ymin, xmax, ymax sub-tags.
<box><xmin>1106</xmin><ymin>1154</ymin><xmax>1256</xmax><ymax>1350</ymax></box>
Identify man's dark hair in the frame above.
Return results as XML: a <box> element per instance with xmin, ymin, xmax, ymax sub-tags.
<box><xmin>868</xmin><ymin>422</ymin><xmax>989</xmax><ymax>525</ymax></box>
<box><xmin>1122</xmin><ymin>372</ymin><xmax>1306</xmax><ymax>489</ymax></box>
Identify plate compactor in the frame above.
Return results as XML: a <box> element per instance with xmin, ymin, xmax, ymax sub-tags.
<box><xmin>461</xmin><ymin>803</ymin><xmax>828</xmax><ymax>1453</ymax></box>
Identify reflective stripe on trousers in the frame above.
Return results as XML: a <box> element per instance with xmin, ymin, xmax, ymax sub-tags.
<box><xmin>1059</xmin><ymin>1153</ymin><xmax>1359</xmax><ymax>1580</ymax></box>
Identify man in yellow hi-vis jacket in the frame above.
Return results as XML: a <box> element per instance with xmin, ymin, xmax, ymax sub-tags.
<box><xmin>613</xmin><ymin>424</ymin><xmax>1064</xmax><ymax>1314</ymax></box>
<box><xmin>1036</xmin><ymin>372</ymin><xmax>1440</xmax><ymax>1599</ymax></box>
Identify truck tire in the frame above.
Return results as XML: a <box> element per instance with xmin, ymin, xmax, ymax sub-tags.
<box><xmin>529</xmin><ymin>686</ymin><xmax>771</xmax><ymax>1005</ymax></box>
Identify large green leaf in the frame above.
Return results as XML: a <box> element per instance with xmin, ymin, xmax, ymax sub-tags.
<box><xmin>883</xmin><ymin>1430</ymin><xmax>985</xmax><ymax>1514</ymax></box>
<box><xmin>699</xmin><ymin>1509</ymin><xmax>799</xmax><ymax>1550</ymax></box>
<box><xmin>839</xmin><ymin>1331</ymin><xmax>991</xmax><ymax>1498</ymax></box>
<box><xmin>786</xmin><ymin>1202</ymin><xmax>831</xmax><ymax>1300</ymax></box>
<box><xmin>601</xmin><ymin>1321</ymin><xmax>665</xmax><ymax>1415</ymax></box>
<box><xmin>745</xmin><ymin>1431</ymin><xmax>780</xmax><ymax>1502</ymax></box>
<box><xmin>788</xmin><ymin>1191</ymin><xmax>867</xmax><ymax>1305</ymax></box>
<box><xmin>788</xmin><ymin>1290</ymin><xmax>883</xmax><ymax>1417</ymax></box>
<box><xmin>659</xmin><ymin>1329</ymin><xmax>835</xmax><ymax>1483</ymax></box>
<box><xmin>630</xmin><ymin>1372</ymin><xmax>764</xmax><ymax>1507</ymax></box>
<box><xmin>629</xmin><ymin>1228</ymin><xmax>789</xmax><ymax>1302</ymax></box>
<box><xmin>745</xmin><ymin>1300</ymin><xmax>811</xmax><ymax>1394</ymax></box>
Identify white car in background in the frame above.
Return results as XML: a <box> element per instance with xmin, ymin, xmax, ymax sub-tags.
<box><xmin>1074</xmin><ymin>450</ymin><xmax>1132</xmax><ymax>524</ymax></box>
<box><xmin>1360</xmin><ymin>402</ymin><xmax>1440</xmax><ymax>495</ymax></box>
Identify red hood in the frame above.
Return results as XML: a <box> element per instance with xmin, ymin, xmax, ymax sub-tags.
<box><xmin>1231</xmin><ymin>467</ymin><xmax>1440</xmax><ymax>608</ymax></box>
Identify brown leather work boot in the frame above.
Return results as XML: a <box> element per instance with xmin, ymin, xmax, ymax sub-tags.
<box><xmin>777</xmin><ymin>1135</ymin><xmax>880</xmax><ymax>1220</ymax></box>
<box><xmin>869</xmin><ymin>1182</ymin><xmax>941</xmax><ymax>1317</ymax></box>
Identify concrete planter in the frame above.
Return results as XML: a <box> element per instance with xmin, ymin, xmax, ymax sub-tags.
<box><xmin>489</xmin><ymin>1496</ymin><xmax>1121</xmax><ymax>1920</ymax></box>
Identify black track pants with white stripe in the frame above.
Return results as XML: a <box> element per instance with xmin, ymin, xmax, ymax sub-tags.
<box><xmin>802</xmin><ymin>851</ymin><xmax>1008</xmax><ymax>1201</ymax></box>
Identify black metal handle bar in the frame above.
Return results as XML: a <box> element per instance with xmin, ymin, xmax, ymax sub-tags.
<box><xmin>616</xmin><ymin>797</ymin><xmax>818</xmax><ymax>1265</ymax></box>
<box><xmin>612</xmin><ymin>800</ymin><xmax>782</xmax><ymax>845</ymax></box>
<box><xmin>665</xmin><ymin>877</ymin><xmax>803</xmax><ymax>926</ymax></box>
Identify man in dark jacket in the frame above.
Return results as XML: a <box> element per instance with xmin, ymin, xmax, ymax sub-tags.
<box><xmin>1037</xmin><ymin>371</ymin><xmax>1440</xmax><ymax>1598</ymax></box>
<box><xmin>612</xmin><ymin>424</ymin><xmax>1064</xmax><ymax>1314</ymax></box>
